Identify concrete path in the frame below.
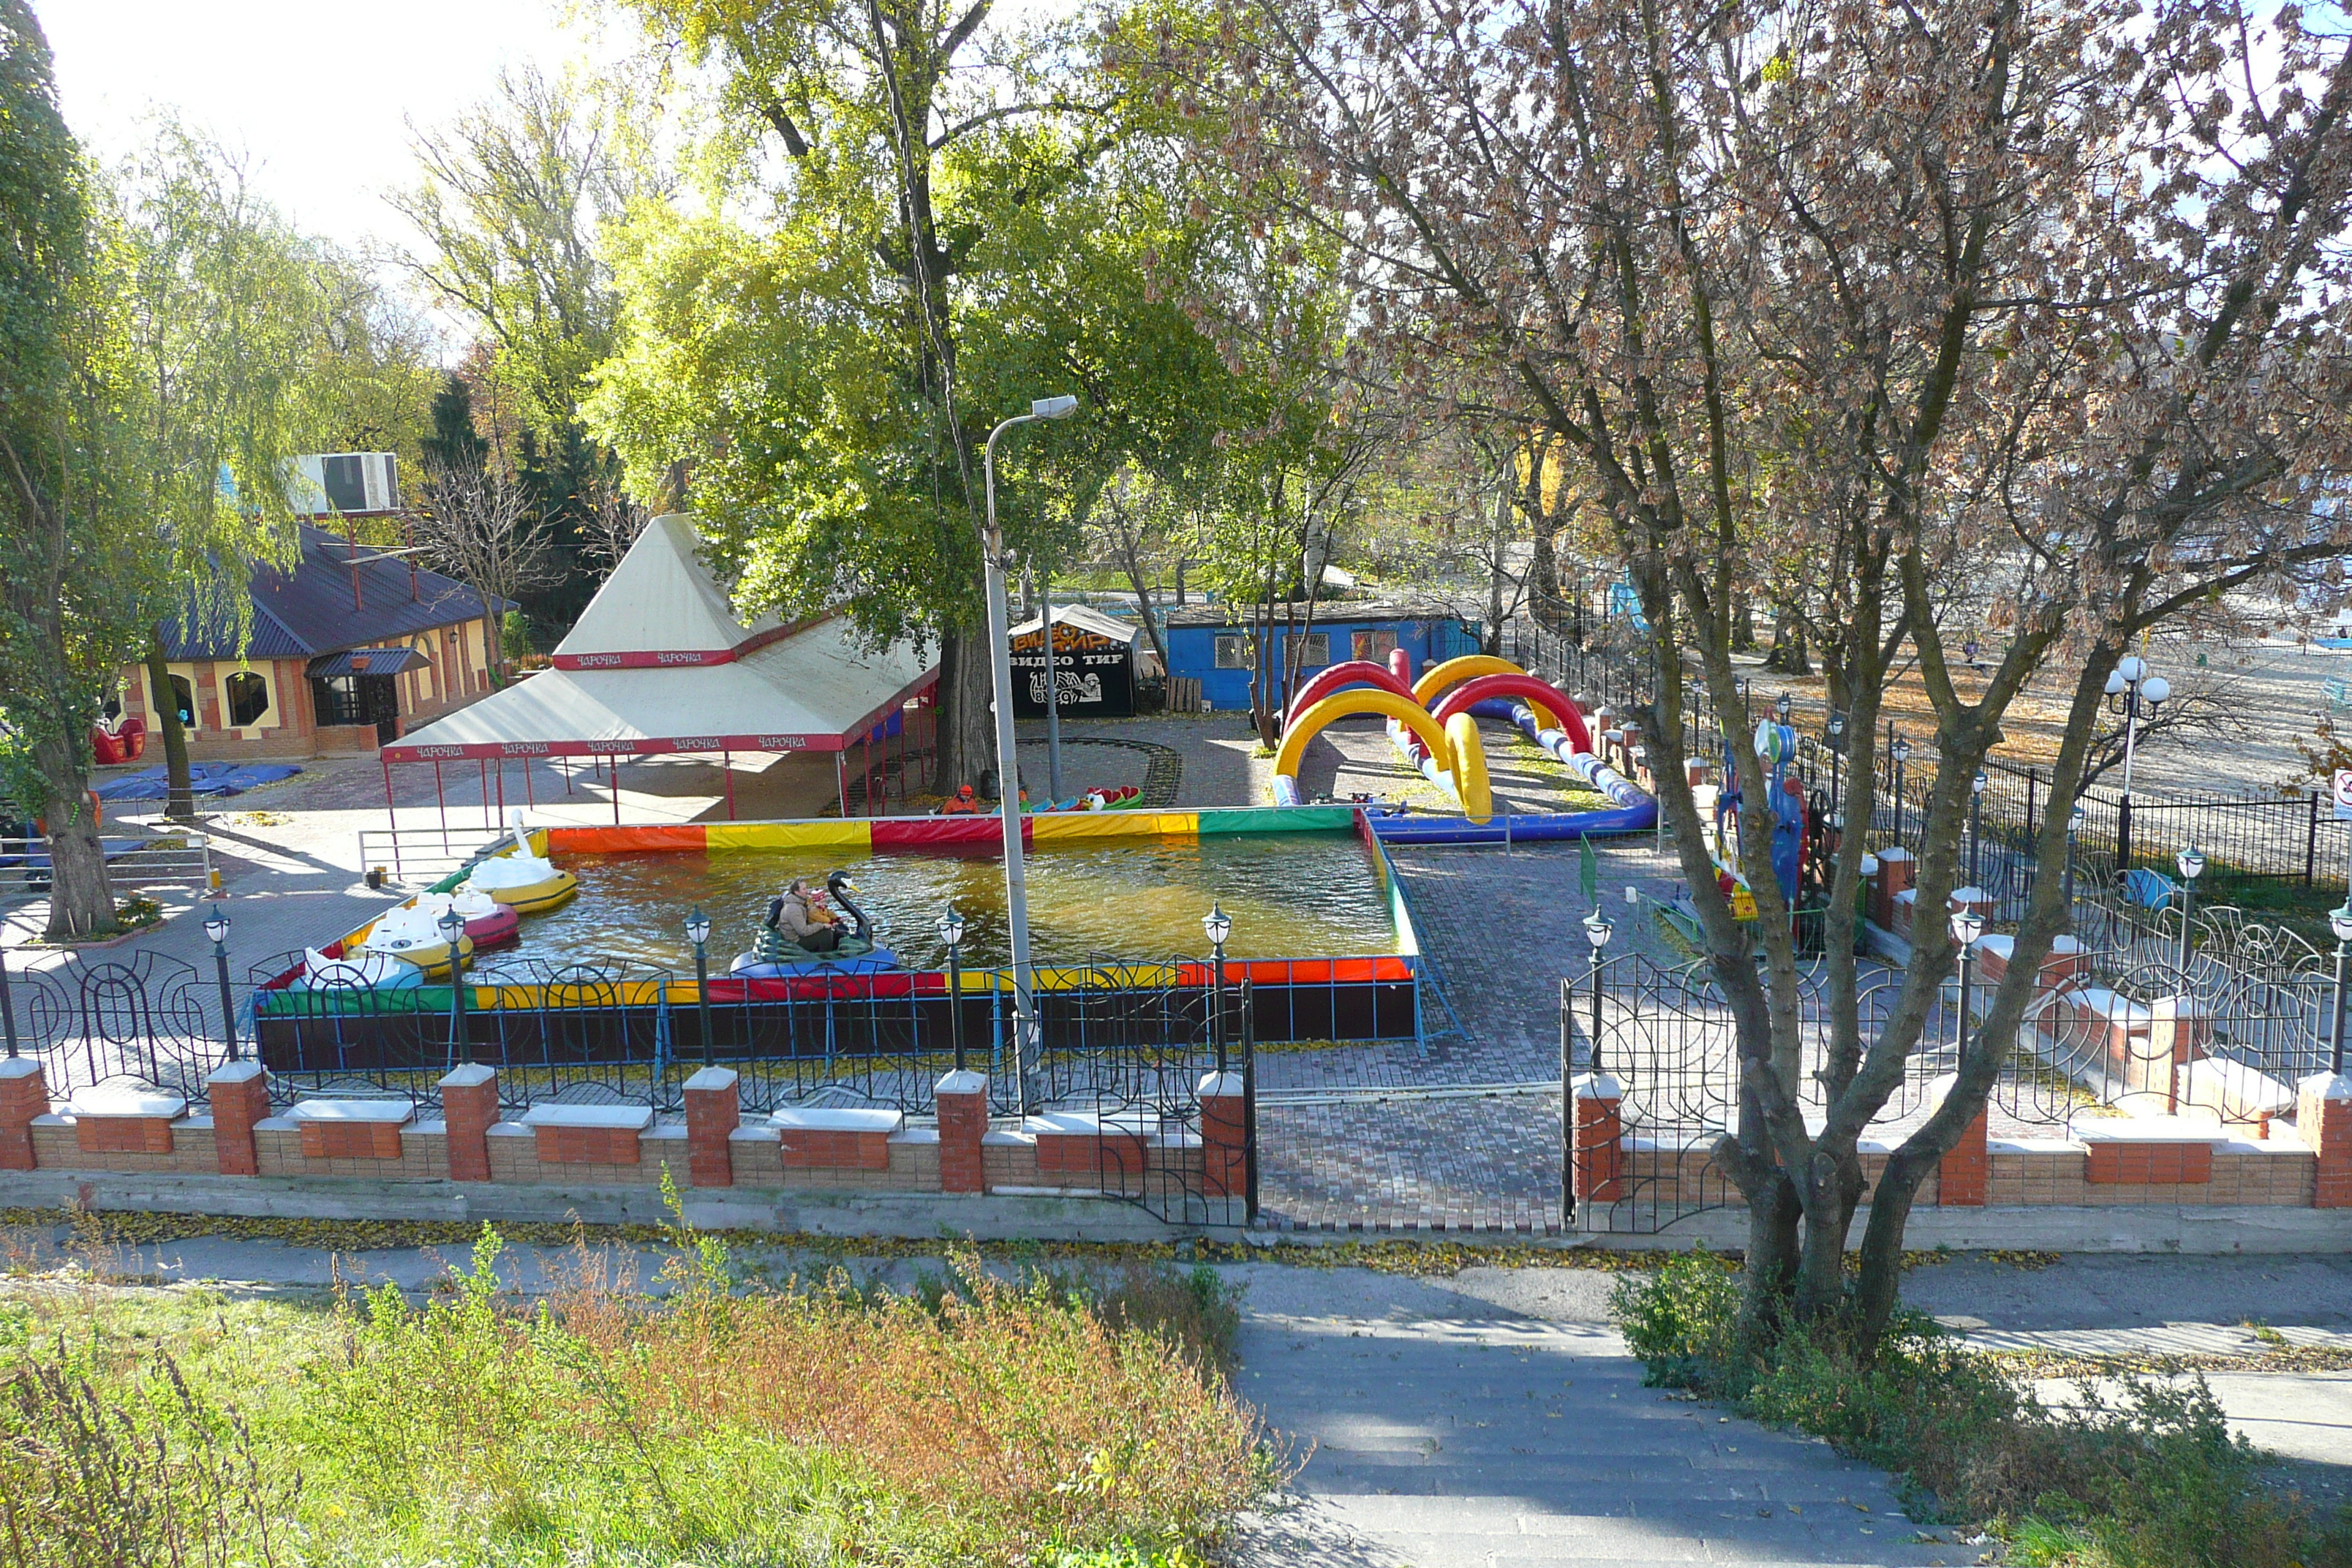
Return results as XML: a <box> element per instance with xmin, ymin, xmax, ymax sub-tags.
<box><xmin>1226</xmin><ymin>1265</ymin><xmax>1953</xmax><ymax>1567</ymax></box>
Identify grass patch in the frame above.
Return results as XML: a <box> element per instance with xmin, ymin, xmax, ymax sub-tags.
<box><xmin>0</xmin><ymin>1216</ymin><xmax>1273</xmax><ymax>1565</ymax></box>
<box><xmin>1611</xmin><ymin>1251</ymin><xmax>2352</xmax><ymax>1567</ymax></box>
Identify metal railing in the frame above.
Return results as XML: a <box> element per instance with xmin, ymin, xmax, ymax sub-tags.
<box><xmin>354</xmin><ymin>823</ymin><xmax>512</xmax><ymax>889</ymax></box>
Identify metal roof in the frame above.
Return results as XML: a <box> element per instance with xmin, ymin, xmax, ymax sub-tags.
<box><xmin>161</xmin><ymin>526</ymin><xmax>508</xmax><ymax>661</ymax></box>
<box><xmin>306</xmin><ymin>646</ymin><xmax>432</xmax><ymax>679</ymax></box>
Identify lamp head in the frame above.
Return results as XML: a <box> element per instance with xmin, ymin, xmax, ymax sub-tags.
<box><xmin>1030</xmin><ymin>395</ymin><xmax>1078</xmax><ymax>420</ymax></box>
<box><xmin>1203</xmin><ymin>901</ymin><xmax>1232</xmax><ymax>948</ymax></box>
<box><xmin>2176</xmin><ymin>845</ymin><xmax>2206</xmax><ymax>883</ymax></box>
<box><xmin>2332</xmin><ymin>902</ymin><xmax>2352</xmax><ymax>946</ymax></box>
<box><xmin>1891</xmin><ymin>736</ymin><xmax>1911</xmax><ymax>762</ymax></box>
<box><xmin>1950</xmin><ymin>908</ymin><xmax>1986</xmax><ymax>948</ymax></box>
<box><xmin>2105</xmin><ymin>668</ymin><xmax>2127</xmax><ymax>696</ymax></box>
<box><xmin>2141</xmin><ymin>675</ymin><xmax>2171</xmax><ymax>705</ymax></box>
<box><xmin>203</xmin><ymin>908</ymin><xmax>229</xmax><ymax>946</ymax></box>
<box><xmin>685</xmin><ymin>905</ymin><xmax>712</xmax><ymax>947</ymax></box>
<box><xmin>1973</xmin><ymin>769</ymin><xmax>1987</xmax><ymax>796</ymax></box>
<box><xmin>2118</xmin><ymin>655</ymin><xmax>2146</xmax><ymax>683</ymax></box>
<box><xmin>938</xmin><ymin>905</ymin><xmax>966</xmax><ymax>949</ymax></box>
<box><xmin>437</xmin><ymin>908</ymin><xmax>466</xmax><ymax>943</ymax></box>
<box><xmin>1584</xmin><ymin>913</ymin><xmax>1614</xmax><ymax>950</ymax></box>
<box><xmin>1774</xmin><ymin>693</ymin><xmax>1793</xmax><ymax>722</ymax></box>
<box><xmin>2071</xmin><ymin>801</ymin><xmax>2088</xmax><ymax>825</ymax></box>
<box><xmin>1825</xmin><ymin>711</ymin><xmax>1845</xmax><ymax>741</ymax></box>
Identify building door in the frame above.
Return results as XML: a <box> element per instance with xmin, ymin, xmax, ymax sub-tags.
<box><xmin>312</xmin><ymin>674</ymin><xmax>405</xmax><ymax>745</ymax></box>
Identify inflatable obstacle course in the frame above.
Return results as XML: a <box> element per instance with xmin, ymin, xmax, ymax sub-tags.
<box><xmin>1267</xmin><ymin>652</ymin><xmax>1658</xmax><ymax>841</ymax></box>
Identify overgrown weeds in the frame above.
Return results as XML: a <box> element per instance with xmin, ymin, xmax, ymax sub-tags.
<box><xmin>1612</xmin><ymin>1251</ymin><xmax>2352</xmax><ymax>1568</ymax></box>
<box><xmin>0</xmin><ymin>1215</ymin><xmax>1273</xmax><ymax>1566</ymax></box>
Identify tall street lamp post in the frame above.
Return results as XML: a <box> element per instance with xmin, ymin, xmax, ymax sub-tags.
<box><xmin>938</xmin><ymin>905</ymin><xmax>967</xmax><ymax>1073</ymax></box>
<box><xmin>1038</xmin><ymin>573</ymin><xmax>1066</xmax><ymax>801</ymax></box>
<box><xmin>2175</xmin><ymin>847</ymin><xmax>2206</xmax><ymax>973</ymax></box>
<box><xmin>203</xmin><ymin>909</ymin><xmax>239</xmax><ymax>1063</ymax></box>
<box><xmin>983</xmin><ymin>394</ymin><xmax>1077</xmax><ymax>1109</ymax></box>
<box><xmin>686</xmin><ymin>905</ymin><xmax>714</xmax><ymax>1065</ymax></box>
<box><xmin>1204</xmin><ymin>902</ymin><xmax>1232</xmax><ymax>1075</ymax></box>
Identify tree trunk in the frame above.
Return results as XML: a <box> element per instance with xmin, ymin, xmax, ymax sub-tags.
<box><xmin>1762</xmin><ymin>608</ymin><xmax>1812</xmax><ymax>675</ymax></box>
<box><xmin>936</xmin><ymin>627</ymin><xmax>999</xmax><ymax>797</ymax></box>
<box><xmin>34</xmin><ymin>725</ymin><xmax>116</xmax><ymax>942</ymax></box>
<box><xmin>1529</xmin><ymin>527</ymin><xmax>1560</xmax><ymax>604</ymax></box>
<box><xmin>144</xmin><ymin>633</ymin><xmax>197</xmax><ymax>821</ymax></box>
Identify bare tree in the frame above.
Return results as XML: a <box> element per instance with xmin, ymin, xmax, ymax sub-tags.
<box><xmin>415</xmin><ymin>457</ymin><xmax>560</xmax><ymax>676</ymax></box>
<box><xmin>580</xmin><ymin>478</ymin><xmax>651</xmax><ymax>577</ymax></box>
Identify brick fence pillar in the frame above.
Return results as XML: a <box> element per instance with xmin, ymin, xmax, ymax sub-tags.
<box><xmin>1197</xmin><ymin>1071</ymin><xmax>1248</xmax><ymax>1199</ymax></box>
<box><xmin>1938</xmin><ymin>1106</ymin><xmax>1989</xmax><ymax>1205</ymax></box>
<box><xmin>0</xmin><ymin>1058</ymin><xmax>45</xmax><ymax>1172</ymax></box>
<box><xmin>440</xmin><ymin>1063</ymin><xmax>498</xmax><ymax>1182</ymax></box>
<box><xmin>935</xmin><ymin>1069</ymin><xmax>988</xmax><ymax>1194</ymax></box>
<box><xmin>2301</xmin><ymin>1071</ymin><xmax>2352</xmax><ymax>1208</ymax></box>
<box><xmin>1572</xmin><ymin>1071</ymin><xmax>1625</xmax><ymax>1205</ymax></box>
<box><xmin>682</xmin><ymin>1066</ymin><xmax>739</xmax><ymax>1188</ymax></box>
<box><xmin>1873</xmin><ymin>848</ymin><xmax>1915</xmax><ymax>930</ymax></box>
<box><xmin>207</xmin><ymin>1060</ymin><xmax>270</xmax><ymax>1177</ymax></box>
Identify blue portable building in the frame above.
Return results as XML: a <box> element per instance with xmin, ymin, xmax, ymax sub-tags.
<box><xmin>1159</xmin><ymin>602</ymin><xmax>1482</xmax><ymax>712</ymax></box>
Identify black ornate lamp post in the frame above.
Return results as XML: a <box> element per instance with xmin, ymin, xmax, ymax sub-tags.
<box><xmin>685</xmin><ymin>905</ymin><xmax>715</xmax><ymax>1065</ymax></box>
<box><xmin>1891</xmin><ymin>736</ymin><xmax>1912</xmax><ymax>846</ymax></box>
<box><xmin>2174</xmin><ymin>846</ymin><xmax>2206</xmax><ymax>973</ymax></box>
<box><xmin>1583</xmin><ymin>912</ymin><xmax>1613</xmax><ymax>1070</ymax></box>
<box><xmin>438</xmin><ymin>907</ymin><xmax>470</xmax><ymax>1063</ymax></box>
<box><xmin>2103</xmin><ymin>655</ymin><xmax>2170</xmax><ymax>872</ymax></box>
<box><xmin>2065</xmin><ymin>801</ymin><xmax>2087</xmax><ymax>909</ymax></box>
<box><xmin>1970</xmin><ymin>769</ymin><xmax>1987</xmax><ymax>887</ymax></box>
<box><xmin>1825</xmin><ymin>710</ymin><xmax>1847</xmax><ymax>813</ymax></box>
<box><xmin>2329</xmin><ymin>902</ymin><xmax>2352</xmax><ymax>1076</ymax></box>
<box><xmin>1203</xmin><ymin>901</ymin><xmax>1233</xmax><ymax>1074</ymax></box>
<box><xmin>938</xmin><ymin>905</ymin><xmax>967</xmax><ymax>1072</ymax></box>
<box><xmin>1951</xmin><ymin>906</ymin><xmax>1986</xmax><ymax>1064</ymax></box>
<box><xmin>0</xmin><ymin>946</ymin><xmax>16</xmax><ymax>1059</ymax></box>
<box><xmin>203</xmin><ymin>908</ymin><xmax>239</xmax><ymax>1062</ymax></box>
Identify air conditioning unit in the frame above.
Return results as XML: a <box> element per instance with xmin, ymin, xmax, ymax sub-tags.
<box><xmin>287</xmin><ymin>452</ymin><xmax>402</xmax><ymax>516</ymax></box>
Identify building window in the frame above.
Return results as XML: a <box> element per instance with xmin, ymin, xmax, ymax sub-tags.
<box><xmin>1352</xmin><ymin>628</ymin><xmax>1398</xmax><ymax>663</ymax></box>
<box><xmin>168</xmin><ymin>675</ymin><xmax>198</xmax><ymax>731</ymax></box>
<box><xmin>224</xmin><ymin>669</ymin><xmax>271</xmax><ymax>728</ymax></box>
<box><xmin>1285</xmin><ymin>633</ymin><xmax>1331</xmax><ymax>670</ymax></box>
<box><xmin>1213</xmin><ymin>635</ymin><xmax>1254</xmax><ymax>669</ymax></box>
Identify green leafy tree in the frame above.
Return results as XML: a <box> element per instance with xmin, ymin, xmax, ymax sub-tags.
<box><xmin>0</xmin><ymin>1</ymin><xmax>143</xmax><ymax>937</ymax></box>
<box><xmin>116</xmin><ymin>129</ymin><xmax>320</xmax><ymax>820</ymax></box>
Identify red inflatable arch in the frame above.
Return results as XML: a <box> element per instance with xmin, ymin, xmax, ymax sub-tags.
<box><xmin>1429</xmin><ymin>674</ymin><xmax>1594</xmax><ymax>755</ymax></box>
<box><xmin>1284</xmin><ymin>660</ymin><xmax>1415</xmax><ymax>727</ymax></box>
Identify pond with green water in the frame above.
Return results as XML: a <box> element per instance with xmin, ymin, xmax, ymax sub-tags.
<box><xmin>494</xmin><ymin>832</ymin><xmax>1399</xmax><ymax>971</ymax></box>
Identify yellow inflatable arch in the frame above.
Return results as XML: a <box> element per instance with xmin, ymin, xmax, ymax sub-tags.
<box><xmin>1275</xmin><ymin>689</ymin><xmax>1455</xmax><ymax>780</ymax></box>
<box><xmin>1273</xmin><ymin>688</ymin><xmax>1494</xmax><ymax>823</ymax></box>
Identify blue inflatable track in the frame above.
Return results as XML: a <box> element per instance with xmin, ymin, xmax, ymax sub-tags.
<box><xmin>1369</xmin><ymin>803</ymin><xmax>1656</xmax><ymax>844</ymax></box>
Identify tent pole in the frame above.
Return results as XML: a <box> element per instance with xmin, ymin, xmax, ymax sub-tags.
<box><xmin>479</xmin><ymin>759</ymin><xmax>489</xmax><ymax>829</ymax></box>
<box><xmin>434</xmin><ymin>761</ymin><xmax>448</xmax><ymax>848</ymax></box>
<box><xmin>723</xmin><ymin>750</ymin><xmax>735</xmax><ymax>820</ymax></box>
<box><xmin>524</xmin><ymin>755</ymin><xmax>534</xmax><ymax>808</ymax></box>
<box><xmin>381</xmin><ymin>756</ymin><xmax>399</xmax><ymax>883</ymax></box>
<box><xmin>494</xmin><ymin>759</ymin><xmax>505</xmax><ymax>822</ymax></box>
<box><xmin>611</xmin><ymin>754</ymin><xmax>621</xmax><ymax>825</ymax></box>
<box><xmin>836</xmin><ymin>751</ymin><xmax>848</xmax><ymax>818</ymax></box>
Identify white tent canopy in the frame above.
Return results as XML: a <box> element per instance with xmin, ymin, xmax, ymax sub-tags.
<box><xmin>384</xmin><ymin>515</ymin><xmax>935</xmax><ymax>761</ymax></box>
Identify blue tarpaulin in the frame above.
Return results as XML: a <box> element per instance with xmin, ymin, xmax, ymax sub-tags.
<box><xmin>93</xmin><ymin>761</ymin><xmax>302</xmax><ymax>802</ymax></box>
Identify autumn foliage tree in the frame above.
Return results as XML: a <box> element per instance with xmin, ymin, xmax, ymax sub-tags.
<box><xmin>1157</xmin><ymin>0</ymin><xmax>2352</xmax><ymax>1348</ymax></box>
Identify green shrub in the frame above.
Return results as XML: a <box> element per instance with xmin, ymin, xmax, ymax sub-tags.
<box><xmin>1611</xmin><ymin>1254</ymin><xmax>2351</xmax><ymax>1568</ymax></box>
